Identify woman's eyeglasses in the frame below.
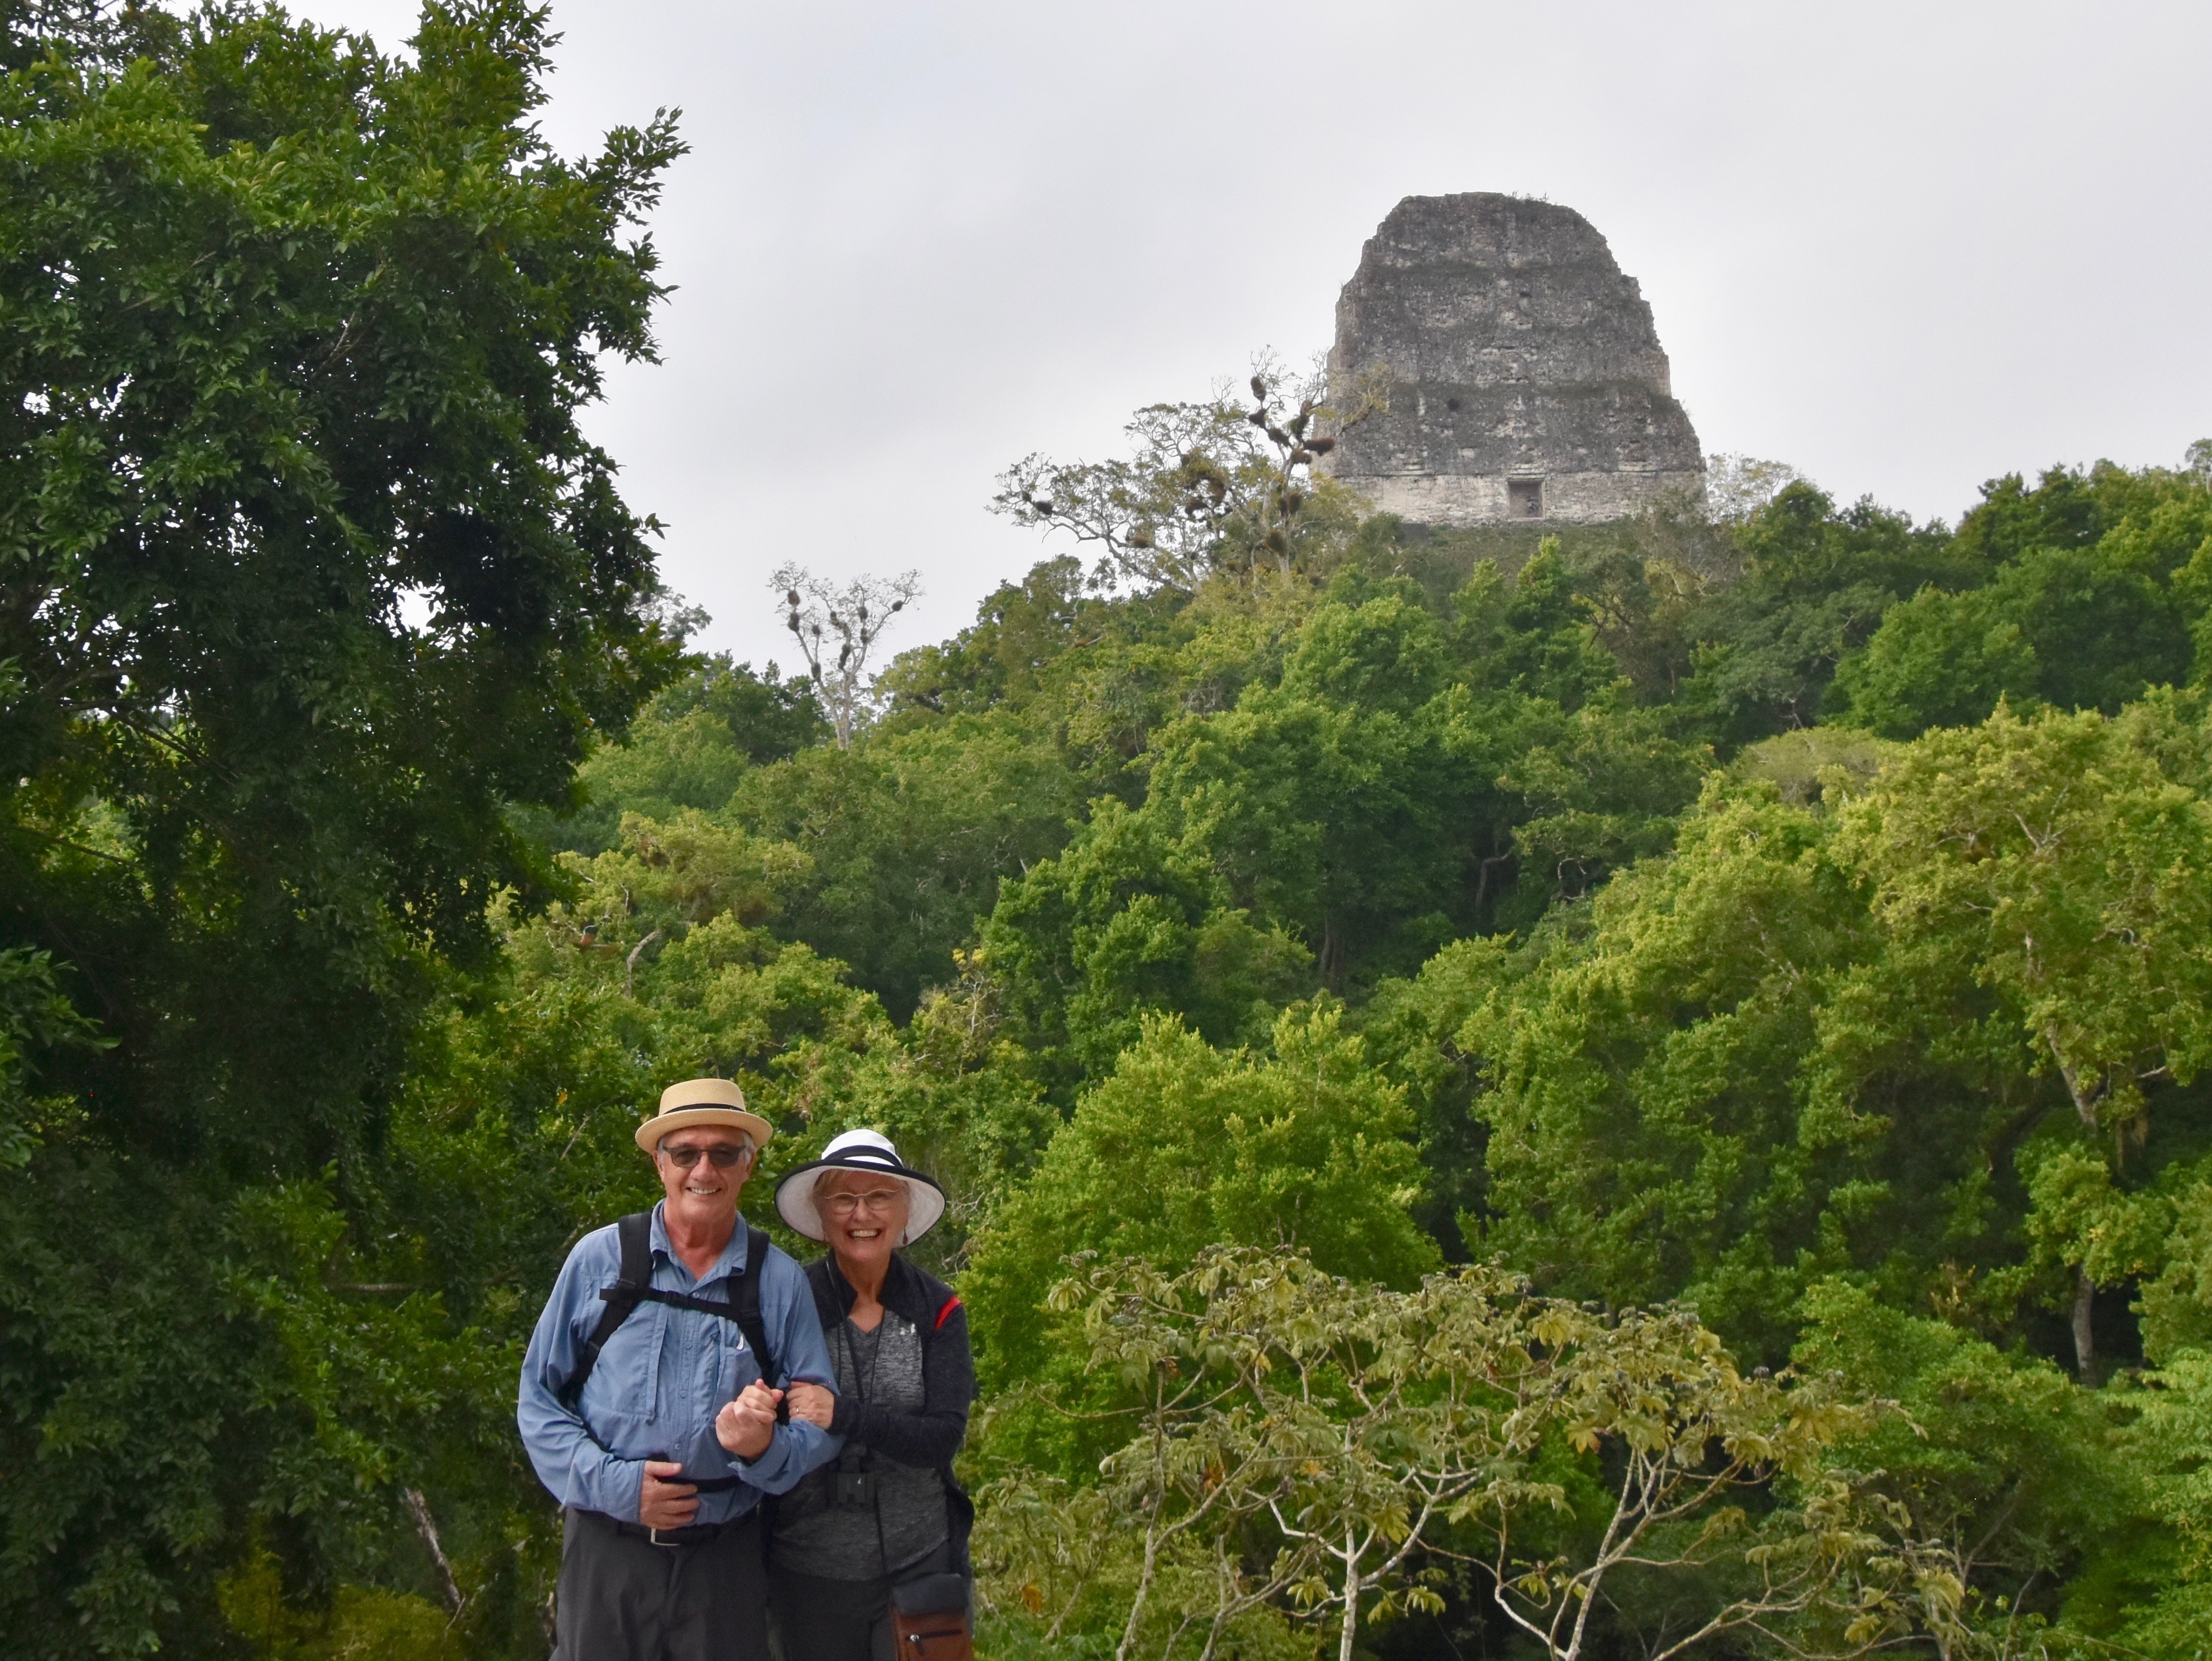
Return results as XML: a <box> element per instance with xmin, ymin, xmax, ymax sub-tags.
<box><xmin>661</xmin><ymin>1142</ymin><xmax>752</xmax><ymax>1169</ymax></box>
<box><xmin>821</xmin><ymin>1189</ymin><xmax>903</xmax><ymax>1217</ymax></box>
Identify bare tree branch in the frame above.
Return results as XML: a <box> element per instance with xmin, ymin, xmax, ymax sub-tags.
<box><xmin>771</xmin><ymin>565</ymin><xmax>922</xmax><ymax>748</ymax></box>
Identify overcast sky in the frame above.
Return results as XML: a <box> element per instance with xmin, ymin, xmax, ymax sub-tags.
<box><xmin>290</xmin><ymin>0</ymin><xmax>2212</xmax><ymax>671</ymax></box>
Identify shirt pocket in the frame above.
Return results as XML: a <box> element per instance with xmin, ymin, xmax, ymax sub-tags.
<box><xmin>642</xmin><ymin>1302</ymin><xmax>672</xmax><ymax>1423</ymax></box>
<box><xmin>723</xmin><ymin>1311</ymin><xmax>758</xmax><ymax>1392</ymax></box>
<box><xmin>579</xmin><ymin>1309</ymin><xmax>667</xmax><ymax>1448</ymax></box>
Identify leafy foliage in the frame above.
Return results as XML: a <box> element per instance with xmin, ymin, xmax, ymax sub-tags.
<box><xmin>979</xmin><ymin>1248</ymin><xmax>1971</xmax><ymax>1661</ymax></box>
<box><xmin>962</xmin><ymin>1009</ymin><xmax>1438</xmax><ymax>1393</ymax></box>
<box><xmin>1832</xmin><ymin>462</ymin><xmax>2212</xmax><ymax>737</ymax></box>
<box><xmin>0</xmin><ymin>2</ymin><xmax>683</xmax><ymax>1651</ymax></box>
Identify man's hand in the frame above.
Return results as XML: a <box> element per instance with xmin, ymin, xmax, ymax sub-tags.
<box><xmin>715</xmin><ymin>1380</ymin><xmax>781</xmax><ymax>1460</ymax></box>
<box><xmin>785</xmin><ymin>1381</ymin><xmax>835</xmax><ymax>1429</ymax></box>
<box><xmin>638</xmin><ymin>1461</ymin><xmax>700</xmax><ymax>1530</ymax></box>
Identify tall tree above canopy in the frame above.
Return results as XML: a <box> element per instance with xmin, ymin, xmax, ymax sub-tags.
<box><xmin>1</xmin><ymin>0</ymin><xmax>683</xmax><ymax>1144</ymax></box>
<box><xmin>0</xmin><ymin>4</ymin><xmax>683</xmax><ymax>1652</ymax></box>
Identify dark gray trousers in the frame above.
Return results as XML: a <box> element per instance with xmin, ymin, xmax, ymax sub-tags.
<box><xmin>767</xmin><ymin>1542</ymin><xmax>953</xmax><ymax>1661</ymax></box>
<box><xmin>554</xmin><ymin>1506</ymin><xmax>769</xmax><ymax>1661</ymax></box>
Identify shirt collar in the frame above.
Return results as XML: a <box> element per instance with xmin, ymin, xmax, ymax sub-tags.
<box><xmin>647</xmin><ymin>1201</ymin><xmax>749</xmax><ymax>1287</ymax></box>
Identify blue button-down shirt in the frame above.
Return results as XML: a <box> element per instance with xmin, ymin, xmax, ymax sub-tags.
<box><xmin>517</xmin><ymin>1205</ymin><xmax>841</xmax><ymax>1525</ymax></box>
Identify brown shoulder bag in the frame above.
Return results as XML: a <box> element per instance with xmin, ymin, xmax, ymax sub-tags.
<box><xmin>889</xmin><ymin>1572</ymin><xmax>973</xmax><ymax>1660</ymax></box>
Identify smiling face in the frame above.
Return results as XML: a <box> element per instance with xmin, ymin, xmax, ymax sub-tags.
<box><xmin>654</xmin><ymin>1127</ymin><xmax>755</xmax><ymax>1239</ymax></box>
<box><xmin>812</xmin><ymin>1166</ymin><xmax>911</xmax><ymax>1281</ymax></box>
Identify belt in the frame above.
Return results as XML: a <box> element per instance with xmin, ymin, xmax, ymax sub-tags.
<box><xmin>584</xmin><ymin>1508</ymin><xmax>756</xmax><ymax>1550</ymax></box>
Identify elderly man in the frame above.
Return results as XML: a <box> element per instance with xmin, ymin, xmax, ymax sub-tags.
<box><xmin>519</xmin><ymin>1078</ymin><xmax>841</xmax><ymax>1661</ymax></box>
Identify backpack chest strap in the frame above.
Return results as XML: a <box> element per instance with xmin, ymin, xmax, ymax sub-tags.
<box><xmin>558</xmin><ymin>1216</ymin><xmax>779</xmax><ymax>1405</ymax></box>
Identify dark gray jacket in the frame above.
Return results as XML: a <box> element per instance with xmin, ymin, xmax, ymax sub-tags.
<box><xmin>804</xmin><ymin>1253</ymin><xmax>976</xmax><ymax>1570</ymax></box>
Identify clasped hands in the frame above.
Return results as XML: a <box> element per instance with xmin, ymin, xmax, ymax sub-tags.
<box><xmin>642</xmin><ymin>1380</ymin><xmax>837</xmax><ymax>1527</ymax></box>
<box><xmin>708</xmin><ymin>1380</ymin><xmax>836</xmax><ymax>1459</ymax></box>
<box><xmin>712</xmin><ymin>1378</ymin><xmax>834</xmax><ymax>1456</ymax></box>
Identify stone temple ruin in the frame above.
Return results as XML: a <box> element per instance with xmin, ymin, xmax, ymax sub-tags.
<box><xmin>1322</xmin><ymin>193</ymin><xmax>1704</xmax><ymax>525</ymax></box>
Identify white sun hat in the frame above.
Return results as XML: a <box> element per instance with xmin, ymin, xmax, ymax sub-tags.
<box><xmin>774</xmin><ymin>1128</ymin><xmax>947</xmax><ymax>1244</ymax></box>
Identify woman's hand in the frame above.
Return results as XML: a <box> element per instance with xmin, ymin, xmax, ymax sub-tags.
<box><xmin>785</xmin><ymin>1381</ymin><xmax>835</xmax><ymax>1428</ymax></box>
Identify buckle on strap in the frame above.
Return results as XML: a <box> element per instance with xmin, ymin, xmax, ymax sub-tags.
<box><xmin>648</xmin><ymin>1526</ymin><xmax>681</xmax><ymax>1548</ymax></box>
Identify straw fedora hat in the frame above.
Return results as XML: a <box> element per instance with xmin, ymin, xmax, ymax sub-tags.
<box><xmin>633</xmin><ymin>1077</ymin><xmax>775</xmax><ymax>1155</ymax></box>
<box><xmin>774</xmin><ymin>1129</ymin><xmax>946</xmax><ymax>1244</ymax></box>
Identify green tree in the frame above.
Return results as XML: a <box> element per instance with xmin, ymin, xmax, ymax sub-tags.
<box><xmin>1832</xmin><ymin>459</ymin><xmax>2212</xmax><ymax>737</ymax></box>
<box><xmin>1675</xmin><ymin>483</ymin><xmax>1963</xmax><ymax>747</ymax></box>
<box><xmin>1792</xmin><ymin>1280</ymin><xmax>2146</xmax><ymax>1644</ymax></box>
<box><xmin>1830</xmin><ymin>696</ymin><xmax>2212</xmax><ymax>1378</ymax></box>
<box><xmin>0</xmin><ymin>3</ymin><xmax>681</xmax><ymax>1650</ymax></box>
<box><xmin>1835</xmin><ymin>549</ymin><xmax>2201</xmax><ymax>738</ymax></box>
<box><xmin>980</xmin><ymin>1248</ymin><xmax>1964</xmax><ymax>1661</ymax></box>
<box><xmin>0</xmin><ymin>946</ymin><xmax>102</xmax><ymax>1168</ymax></box>
<box><xmin>1455</xmin><ymin>694</ymin><xmax>2212</xmax><ymax>1389</ymax></box>
<box><xmin>734</xmin><ymin>712</ymin><xmax>1085</xmax><ymax>1017</ymax></box>
<box><xmin>961</xmin><ymin>1007</ymin><xmax>1438</xmax><ymax>1393</ymax></box>
<box><xmin>2109</xmin><ymin>1349</ymin><xmax>2212</xmax><ymax>1657</ymax></box>
<box><xmin>1949</xmin><ymin>460</ymin><xmax>2173</xmax><ymax>569</ymax></box>
<box><xmin>523</xmin><ymin>655</ymin><xmax>827</xmax><ymax>855</ymax></box>
<box><xmin>2137</xmin><ymin>1161</ymin><xmax>2212</xmax><ymax>1364</ymax></box>
<box><xmin>973</xmin><ymin>567</ymin><xmax>1708</xmax><ymax>1091</ymax></box>
<box><xmin>979</xmin><ymin>796</ymin><xmax>1311</xmax><ymax>1090</ymax></box>
<box><xmin>1464</xmin><ymin>783</ymin><xmax>1885</xmax><ymax>1358</ymax></box>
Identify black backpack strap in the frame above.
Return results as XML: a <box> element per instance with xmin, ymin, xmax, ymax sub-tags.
<box><xmin>729</xmin><ymin>1222</ymin><xmax>777</xmax><ymax>1385</ymax></box>
<box><xmin>558</xmin><ymin>1211</ymin><xmax>654</xmax><ymax>1407</ymax></box>
<box><xmin>557</xmin><ymin>1215</ymin><xmax>783</xmax><ymax>1410</ymax></box>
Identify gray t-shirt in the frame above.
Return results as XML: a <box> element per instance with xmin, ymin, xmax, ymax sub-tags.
<box><xmin>770</xmin><ymin>1309</ymin><xmax>949</xmax><ymax>1579</ymax></box>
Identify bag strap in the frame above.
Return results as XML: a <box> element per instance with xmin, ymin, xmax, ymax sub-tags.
<box><xmin>727</xmin><ymin>1221</ymin><xmax>775</xmax><ymax>1383</ymax></box>
<box><xmin>559</xmin><ymin>1211</ymin><xmax>654</xmax><ymax>1406</ymax></box>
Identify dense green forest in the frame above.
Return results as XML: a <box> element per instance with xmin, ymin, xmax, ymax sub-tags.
<box><xmin>4</xmin><ymin>5</ymin><xmax>2210</xmax><ymax>1659</ymax></box>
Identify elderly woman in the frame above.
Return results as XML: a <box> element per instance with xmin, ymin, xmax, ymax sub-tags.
<box><xmin>769</xmin><ymin>1129</ymin><xmax>974</xmax><ymax>1661</ymax></box>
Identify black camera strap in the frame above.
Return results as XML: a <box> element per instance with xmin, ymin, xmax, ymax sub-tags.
<box><xmin>837</xmin><ymin>1314</ymin><xmax>898</xmax><ymax>1578</ymax></box>
<box><xmin>837</xmin><ymin>1316</ymin><xmax>886</xmax><ymax>1412</ymax></box>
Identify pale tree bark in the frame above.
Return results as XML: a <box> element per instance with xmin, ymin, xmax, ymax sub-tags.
<box><xmin>2072</xmin><ymin>1270</ymin><xmax>2097</xmax><ymax>1386</ymax></box>
<box><xmin>623</xmin><ymin>928</ymin><xmax>665</xmax><ymax>998</ymax></box>
<box><xmin>774</xmin><ymin>566</ymin><xmax>921</xmax><ymax>751</ymax></box>
<box><xmin>403</xmin><ymin>1488</ymin><xmax>465</xmax><ymax>1617</ymax></box>
<box><xmin>2045</xmin><ymin>1028</ymin><xmax>2106</xmax><ymax>1132</ymax></box>
<box><xmin>2046</xmin><ymin>1027</ymin><xmax>2107</xmax><ymax>1382</ymax></box>
<box><xmin>1337</xmin><ymin>1532</ymin><xmax>1361</xmax><ymax>1661</ymax></box>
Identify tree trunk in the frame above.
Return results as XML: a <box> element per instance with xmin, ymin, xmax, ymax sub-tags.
<box><xmin>624</xmin><ymin>928</ymin><xmax>665</xmax><ymax>998</ymax></box>
<box><xmin>2071</xmin><ymin>1268</ymin><xmax>2096</xmax><ymax>1385</ymax></box>
<box><xmin>2046</xmin><ymin>1027</ymin><xmax>2102</xmax><ymax>1130</ymax></box>
<box><xmin>1317</xmin><ymin>913</ymin><xmax>1344</xmax><ymax>990</ymax></box>
<box><xmin>403</xmin><ymin>1488</ymin><xmax>465</xmax><ymax>1616</ymax></box>
<box><xmin>1116</xmin><ymin>1520</ymin><xmax>1162</xmax><ymax>1661</ymax></box>
<box><xmin>1337</xmin><ymin>1539</ymin><xmax>1361</xmax><ymax>1661</ymax></box>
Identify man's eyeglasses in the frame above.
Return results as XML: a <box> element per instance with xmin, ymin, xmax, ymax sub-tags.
<box><xmin>660</xmin><ymin>1142</ymin><xmax>752</xmax><ymax>1169</ymax></box>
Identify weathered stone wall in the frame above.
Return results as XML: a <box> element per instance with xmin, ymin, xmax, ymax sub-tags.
<box><xmin>1323</xmin><ymin>193</ymin><xmax>1703</xmax><ymax>526</ymax></box>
